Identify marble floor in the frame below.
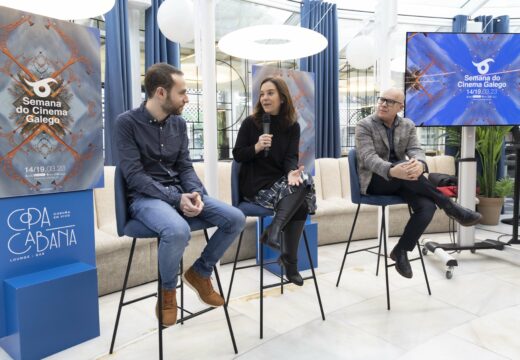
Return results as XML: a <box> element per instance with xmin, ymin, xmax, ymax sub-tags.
<box><xmin>2</xmin><ymin>224</ymin><xmax>520</xmax><ymax>360</ymax></box>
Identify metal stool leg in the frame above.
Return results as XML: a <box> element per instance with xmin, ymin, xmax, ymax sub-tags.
<box><xmin>260</xmin><ymin>235</ymin><xmax>264</xmax><ymax>339</ymax></box>
<box><xmin>417</xmin><ymin>242</ymin><xmax>432</xmax><ymax>295</ymax></box>
<box><xmin>110</xmin><ymin>238</ymin><xmax>137</xmax><ymax>354</ymax></box>
<box><xmin>226</xmin><ymin>230</ymin><xmax>245</xmax><ymax>305</ymax></box>
<box><xmin>280</xmin><ymin>232</ymin><xmax>284</xmax><ymax>294</ymax></box>
<box><xmin>381</xmin><ymin>207</ymin><xmax>391</xmax><ymax>310</ymax></box>
<box><xmin>157</xmin><ymin>270</ymin><xmax>163</xmax><ymax>360</ymax></box>
<box><xmin>180</xmin><ymin>258</ymin><xmax>185</xmax><ymax>324</ymax></box>
<box><xmin>336</xmin><ymin>204</ymin><xmax>361</xmax><ymax>286</ymax></box>
<box><xmin>203</xmin><ymin>229</ymin><xmax>238</xmax><ymax>354</ymax></box>
<box><xmin>303</xmin><ymin>229</ymin><xmax>325</xmax><ymax>320</ymax></box>
<box><xmin>157</xmin><ymin>239</ymin><xmax>164</xmax><ymax>360</ymax></box>
<box><xmin>376</xmin><ymin>224</ymin><xmax>384</xmax><ymax>276</ymax></box>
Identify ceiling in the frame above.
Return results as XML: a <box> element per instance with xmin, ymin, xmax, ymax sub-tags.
<box><xmin>215</xmin><ymin>0</ymin><xmax>520</xmax><ymax>60</ymax></box>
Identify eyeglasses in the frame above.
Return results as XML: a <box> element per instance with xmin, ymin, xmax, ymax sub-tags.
<box><xmin>377</xmin><ymin>97</ymin><xmax>402</xmax><ymax>106</ymax></box>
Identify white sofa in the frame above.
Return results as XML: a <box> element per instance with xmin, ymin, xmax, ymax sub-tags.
<box><xmin>93</xmin><ymin>155</ymin><xmax>456</xmax><ymax>295</ymax></box>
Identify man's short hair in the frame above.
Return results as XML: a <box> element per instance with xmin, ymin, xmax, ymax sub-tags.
<box><xmin>144</xmin><ymin>63</ymin><xmax>184</xmax><ymax>99</ymax></box>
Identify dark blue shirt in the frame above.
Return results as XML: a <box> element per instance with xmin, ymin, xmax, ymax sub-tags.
<box><xmin>385</xmin><ymin>120</ymin><xmax>399</xmax><ymax>163</ymax></box>
<box><xmin>115</xmin><ymin>103</ymin><xmax>204</xmax><ymax>207</ymax></box>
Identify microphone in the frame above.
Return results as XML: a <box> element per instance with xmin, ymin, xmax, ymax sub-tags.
<box><xmin>262</xmin><ymin>113</ymin><xmax>271</xmax><ymax>157</ymax></box>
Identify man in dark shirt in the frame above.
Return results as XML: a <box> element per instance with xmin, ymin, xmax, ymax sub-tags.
<box><xmin>355</xmin><ymin>88</ymin><xmax>481</xmax><ymax>278</ymax></box>
<box><xmin>116</xmin><ymin>63</ymin><xmax>245</xmax><ymax>326</ymax></box>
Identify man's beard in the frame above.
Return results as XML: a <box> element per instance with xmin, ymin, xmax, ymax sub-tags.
<box><xmin>161</xmin><ymin>98</ymin><xmax>183</xmax><ymax>116</ymax></box>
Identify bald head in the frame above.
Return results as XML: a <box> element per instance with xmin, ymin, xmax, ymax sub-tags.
<box><xmin>381</xmin><ymin>88</ymin><xmax>404</xmax><ymax>104</ymax></box>
<box><xmin>376</xmin><ymin>87</ymin><xmax>405</xmax><ymax>126</ymax></box>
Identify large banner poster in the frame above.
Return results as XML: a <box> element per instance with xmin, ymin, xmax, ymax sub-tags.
<box><xmin>405</xmin><ymin>32</ymin><xmax>520</xmax><ymax>126</ymax></box>
<box><xmin>252</xmin><ymin>66</ymin><xmax>316</xmax><ymax>174</ymax></box>
<box><xmin>0</xmin><ymin>6</ymin><xmax>103</xmax><ymax>197</ymax></box>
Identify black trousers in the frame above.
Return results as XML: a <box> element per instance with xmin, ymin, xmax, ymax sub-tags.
<box><xmin>367</xmin><ymin>173</ymin><xmax>451</xmax><ymax>251</ymax></box>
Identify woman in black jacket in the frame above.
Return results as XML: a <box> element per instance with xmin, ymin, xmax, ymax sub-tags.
<box><xmin>233</xmin><ymin>77</ymin><xmax>316</xmax><ymax>286</ymax></box>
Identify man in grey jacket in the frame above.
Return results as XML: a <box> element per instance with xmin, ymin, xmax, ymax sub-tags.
<box><xmin>355</xmin><ymin>88</ymin><xmax>481</xmax><ymax>278</ymax></box>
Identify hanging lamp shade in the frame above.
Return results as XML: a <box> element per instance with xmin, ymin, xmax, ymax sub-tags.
<box><xmin>218</xmin><ymin>25</ymin><xmax>328</xmax><ymax>61</ymax></box>
<box><xmin>157</xmin><ymin>0</ymin><xmax>194</xmax><ymax>44</ymax></box>
<box><xmin>0</xmin><ymin>0</ymin><xmax>116</xmax><ymax>20</ymax></box>
<box><xmin>346</xmin><ymin>35</ymin><xmax>375</xmax><ymax>70</ymax></box>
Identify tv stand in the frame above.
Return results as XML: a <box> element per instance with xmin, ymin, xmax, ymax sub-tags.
<box><xmin>423</xmin><ymin>127</ymin><xmax>520</xmax><ymax>279</ymax></box>
<box><xmin>499</xmin><ymin>128</ymin><xmax>520</xmax><ymax>245</ymax></box>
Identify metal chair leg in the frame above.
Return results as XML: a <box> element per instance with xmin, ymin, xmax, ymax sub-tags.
<box><xmin>303</xmin><ymin>230</ymin><xmax>325</xmax><ymax>320</ymax></box>
<box><xmin>157</xmin><ymin>270</ymin><xmax>163</xmax><ymax>360</ymax></box>
<box><xmin>260</xmin><ymin>232</ymin><xmax>264</xmax><ymax>340</ymax></box>
<box><xmin>204</xmin><ymin>229</ymin><xmax>238</xmax><ymax>354</ymax></box>
<box><xmin>110</xmin><ymin>238</ymin><xmax>137</xmax><ymax>354</ymax></box>
<box><xmin>180</xmin><ymin>258</ymin><xmax>184</xmax><ymax>324</ymax></box>
<box><xmin>417</xmin><ymin>241</ymin><xmax>432</xmax><ymax>295</ymax></box>
<box><xmin>226</xmin><ymin>230</ymin><xmax>245</xmax><ymax>305</ymax></box>
<box><xmin>382</xmin><ymin>207</ymin><xmax>391</xmax><ymax>310</ymax></box>
<box><xmin>336</xmin><ymin>204</ymin><xmax>361</xmax><ymax>286</ymax></box>
<box><xmin>280</xmin><ymin>232</ymin><xmax>284</xmax><ymax>295</ymax></box>
<box><xmin>376</xmin><ymin>207</ymin><xmax>385</xmax><ymax>276</ymax></box>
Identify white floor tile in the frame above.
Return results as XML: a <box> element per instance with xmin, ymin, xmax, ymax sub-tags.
<box><xmin>0</xmin><ymin>228</ymin><xmax>517</xmax><ymax>360</ymax></box>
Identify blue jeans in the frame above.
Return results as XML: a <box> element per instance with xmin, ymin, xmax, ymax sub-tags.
<box><xmin>129</xmin><ymin>195</ymin><xmax>245</xmax><ymax>290</ymax></box>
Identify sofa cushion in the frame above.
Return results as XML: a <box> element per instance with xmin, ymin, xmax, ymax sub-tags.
<box><xmin>316</xmin><ymin>158</ymin><xmax>343</xmax><ymax>200</ymax></box>
<box><xmin>94</xmin><ymin>166</ymin><xmax>116</xmax><ymax>231</ymax></box>
<box><xmin>339</xmin><ymin>157</ymin><xmax>351</xmax><ymax>200</ymax></box>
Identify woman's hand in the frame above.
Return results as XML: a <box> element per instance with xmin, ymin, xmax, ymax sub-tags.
<box><xmin>254</xmin><ymin>134</ymin><xmax>273</xmax><ymax>153</ymax></box>
<box><xmin>288</xmin><ymin>165</ymin><xmax>305</xmax><ymax>186</ymax></box>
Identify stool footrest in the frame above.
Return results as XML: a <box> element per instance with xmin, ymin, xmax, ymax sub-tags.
<box><xmin>122</xmin><ymin>293</ymin><xmax>157</xmax><ymax>307</ymax></box>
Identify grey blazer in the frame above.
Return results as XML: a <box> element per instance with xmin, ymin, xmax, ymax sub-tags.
<box><xmin>355</xmin><ymin>114</ymin><xmax>426</xmax><ymax>194</ymax></box>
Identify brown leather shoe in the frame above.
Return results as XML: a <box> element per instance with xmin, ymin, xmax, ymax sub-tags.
<box><xmin>182</xmin><ymin>266</ymin><xmax>224</xmax><ymax>307</ymax></box>
<box><xmin>155</xmin><ymin>288</ymin><xmax>177</xmax><ymax>326</ymax></box>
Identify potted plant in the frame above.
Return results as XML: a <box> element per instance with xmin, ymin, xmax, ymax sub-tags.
<box><xmin>475</xmin><ymin>126</ymin><xmax>513</xmax><ymax>225</ymax></box>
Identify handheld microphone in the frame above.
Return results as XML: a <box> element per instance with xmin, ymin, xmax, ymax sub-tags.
<box><xmin>262</xmin><ymin>113</ymin><xmax>271</xmax><ymax>157</ymax></box>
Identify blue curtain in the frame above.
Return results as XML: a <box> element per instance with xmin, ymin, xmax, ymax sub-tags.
<box><xmin>452</xmin><ymin>15</ymin><xmax>468</xmax><ymax>32</ymax></box>
<box><xmin>145</xmin><ymin>0</ymin><xmax>180</xmax><ymax>70</ymax></box>
<box><xmin>493</xmin><ymin>15</ymin><xmax>509</xmax><ymax>33</ymax></box>
<box><xmin>104</xmin><ymin>0</ymin><xmax>132</xmax><ymax>166</ymax></box>
<box><xmin>475</xmin><ymin>15</ymin><xmax>494</xmax><ymax>32</ymax></box>
<box><xmin>300</xmin><ymin>0</ymin><xmax>340</xmax><ymax>159</ymax></box>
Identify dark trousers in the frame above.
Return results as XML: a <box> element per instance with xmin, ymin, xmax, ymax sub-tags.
<box><xmin>367</xmin><ymin>174</ymin><xmax>451</xmax><ymax>251</ymax></box>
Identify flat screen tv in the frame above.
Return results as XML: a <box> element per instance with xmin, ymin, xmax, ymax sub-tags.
<box><xmin>404</xmin><ymin>32</ymin><xmax>520</xmax><ymax>126</ymax></box>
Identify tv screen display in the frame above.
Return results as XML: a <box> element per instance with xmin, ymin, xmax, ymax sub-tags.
<box><xmin>404</xmin><ymin>32</ymin><xmax>520</xmax><ymax>126</ymax></box>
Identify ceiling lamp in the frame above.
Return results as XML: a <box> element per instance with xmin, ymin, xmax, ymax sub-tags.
<box><xmin>157</xmin><ymin>0</ymin><xmax>194</xmax><ymax>44</ymax></box>
<box><xmin>0</xmin><ymin>0</ymin><xmax>116</xmax><ymax>20</ymax></box>
<box><xmin>218</xmin><ymin>25</ymin><xmax>328</xmax><ymax>61</ymax></box>
<box><xmin>346</xmin><ymin>35</ymin><xmax>375</xmax><ymax>70</ymax></box>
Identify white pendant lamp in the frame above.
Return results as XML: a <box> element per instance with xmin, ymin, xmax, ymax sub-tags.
<box><xmin>0</xmin><ymin>0</ymin><xmax>116</xmax><ymax>20</ymax></box>
<box><xmin>218</xmin><ymin>25</ymin><xmax>328</xmax><ymax>61</ymax></box>
<box><xmin>157</xmin><ymin>0</ymin><xmax>194</xmax><ymax>44</ymax></box>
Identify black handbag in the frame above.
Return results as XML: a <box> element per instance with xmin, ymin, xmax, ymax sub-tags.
<box><xmin>428</xmin><ymin>173</ymin><xmax>458</xmax><ymax>187</ymax></box>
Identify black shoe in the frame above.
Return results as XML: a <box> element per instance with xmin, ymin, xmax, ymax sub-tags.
<box><xmin>443</xmin><ymin>201</ymin><xmax>482</xmax><ymax>226</ymax></box>
<box><xmin>279</xmin><ymin>255</ymin><xmax>304</xmax><ymax>286</ymax></box>
<box><xmin>390</xmin><ymin>248</ymin><xmax>413</xmax><ymax>279</ymax></box>
<box><xmin>259</xmin><ymin>225</ymin><xmax>281</xmax><ymax>250</ymax></box>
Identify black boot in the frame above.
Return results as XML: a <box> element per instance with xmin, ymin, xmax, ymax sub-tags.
<box><xmin>260</xmin><ymin>186</ymin><xmax>308</xmax><ymax>250</ymax></box>
<box><xmin>443</xmin><ymin>200</ymin><xmax>482</xmax><ymax>226</ymax></box>
<box><xmin>390</xmin><ymin>247</ymin><xmax>413</xmax><ymax>279</ymax></box>
<box><xmin>279</xmin><ymin>220</ymin><xmax>305</xmax><ymax>286</ymax></box>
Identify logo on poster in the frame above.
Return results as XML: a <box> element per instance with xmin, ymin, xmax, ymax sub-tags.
<box><xmin>472</xmin><ymin>58</ymin><xmax>494</xmax><ymax>75</ymax></box>
<box><xmin>24</xmin><ymin>77</ymin><xmax>58</xmax><ymax>98</ymax></box>
<box><xmin>6</xmin><ymin>207</ymin><xmax>77</xmax><ymax>261</ymax></box>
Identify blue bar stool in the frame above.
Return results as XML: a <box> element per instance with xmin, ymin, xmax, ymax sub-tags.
<box><xmin>109</xmin><ymin>167</ymin><xmax>237</xmax><ymax>359</ymax></box>
<box><xmin>226</xmin><ymin>160</ymin><xmax>325</xmax><ymax>339</ymax></box>
<box><xmin>336</xmin><ymin>149</ymin><xmax>431</xmax><ymax>310</ymax></box>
